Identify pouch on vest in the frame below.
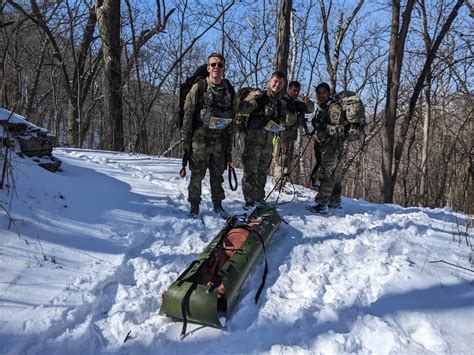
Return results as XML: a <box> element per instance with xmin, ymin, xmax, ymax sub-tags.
<box><xmin>327</xmin><ymin>124</ymin><xmax>344</xmax><ymax>137</ymax></box>
<box><xmin>329</xmin><ymin>103</ymin><xmax>343</xmax><ymax>125</ymax></box>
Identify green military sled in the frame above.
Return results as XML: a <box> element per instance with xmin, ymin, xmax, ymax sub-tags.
<box><xmin>159</xmin><ymin>205</ymin><xmax>281</xmax><ymax>336</ymax></box>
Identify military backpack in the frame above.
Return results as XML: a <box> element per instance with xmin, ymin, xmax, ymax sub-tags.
<box><xmin>335</xmin><ymin>90</ymin><xmax>366</xmax><ymax>141</ymax></box>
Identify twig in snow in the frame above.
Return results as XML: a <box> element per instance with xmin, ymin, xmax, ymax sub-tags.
<box><xmin>37</xmin><ymin>234</ymin><xmax>47</xmax><ymax>261</ymax></box>
<box><xmin>123</xmin><ymin>330</ymin><xmax>132</xmax><ymax>343</ymax></box>
<box><xmin>0</xmin><ymin>203</ymin><xmax>23</xmax><ymax>241</ymax></box>
<box><xmin>429</xmin><ymin>260</ymin><xmax>474</xmax><ymax>273</ymax></box>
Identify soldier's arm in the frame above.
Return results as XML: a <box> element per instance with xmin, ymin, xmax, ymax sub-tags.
<box><xmin>236</xmin><ymin>89</ymin><xmax>262</xmax><ymax>115</ymax></box>
<box><xmin>296</xmin><ymin>98</ymin><xmax>315</xmax><ymax>114</ymax></box>
<box><xmin>304</xmin><ymin>99</ymin><xmax>315</xmax><ymax>113</ymax></box>
<box><xmin>181</xmin><ymin>83</ymin><xmax>200</xmax><ymax>148</ymax></box>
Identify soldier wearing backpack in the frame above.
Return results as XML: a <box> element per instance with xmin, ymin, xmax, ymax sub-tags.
<box><xmin>307</xmin><ymin>82</ymin><xmax>366</xmax><ymax>214</ymax></box>
<box><xmin>181</xmin><ymin>53</ymin><xmax>235</xmax><ymax>218</ymax></box>
<box><xmin>307</xmin><ymin>82</ymin><xmax>345</xmax><ymax>214</ymax></box>
<box><xmin>235</xmin><ymin>71</ymin><xmax>291</xmax><ymax>209</ymax></box>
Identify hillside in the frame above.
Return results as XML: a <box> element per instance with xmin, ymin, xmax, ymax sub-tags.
<box><xmin>0</xmin><ymin>149</ymin><xmax>472</xmax><ymax>354</ymax></box>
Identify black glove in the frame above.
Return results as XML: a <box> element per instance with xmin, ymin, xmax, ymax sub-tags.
<box><xmin>255</xmin><ymin>94</ymin><xmax>269</xmax><ymax>107</ymax></box>
<box><xmin>314</xmin><ymin>130</ymin><xmax>327</xmax><ymax>144</ymax></box>
<box><xmin>224</xmin><ymin>151</ymin><xmax>232</xmax><ymax>164</ymax></box>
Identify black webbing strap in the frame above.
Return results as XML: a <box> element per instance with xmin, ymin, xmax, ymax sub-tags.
<box><xmin>180</xmin><ymin>220</ymin><xmax>237</xmax><ymax>339</ymax></box>
<box><xmin>254</xmin><ymin>231</ymin><xmax>269</xmax><ymax>303</ymax></box>
<box><xmin>180</xmin><ymin>282</ymin><xmax>197</xmax><ymax>340</ymax></box>
<box><xmin>176</xmin><ymin>260</ymin><xmax>199</xmax><ymax>286</ymax></box>
<box><xmin>228</xmin><ymin>166</ymin><xmax>238</xmax><ymax>191</ymax></box>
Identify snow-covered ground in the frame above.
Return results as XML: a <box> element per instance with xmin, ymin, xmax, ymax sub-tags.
<box><xmin>0</xmin><ymin>148</ymin><xmax>472</xmax><ymax>354</ymax></box>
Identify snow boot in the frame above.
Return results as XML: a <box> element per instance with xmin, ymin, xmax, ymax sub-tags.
<box><xmin>213</xmin><ymin>201</ymin><xmax>229</xmax><ymax>219</ymax></box>
<box><xmin>307</xmin><ymin>203</ymin><xmax>328</xmax><ymax>214</ymax></box>
<box><xmin>255</xmin><ymin>200</ymin><xmax>268</xmax><ymax>207</ymax></box>
<box><xmin>243</xmin><ymin>201</ymin><xmax>255</xmax><ymax>210</ymax></box>
<box><xmin>190</xmin><ymin>202</ymin><xmax>200</xmax><ymax>218</ymax></box>
<box><xmin>328</xmin><ymin>199</ymin><xmax>342</xmax><ymax>209</ymax></box>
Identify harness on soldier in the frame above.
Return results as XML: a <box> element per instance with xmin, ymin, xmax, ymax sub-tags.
<box><xmin>234</xmin><ymin>88</ymin><xmax>283</xmax><ymax>133</ymax></box>
<box><xmin>195</xmin><ymin>78</ymin><xmax>234</xmax><ymax>131</ymax></box>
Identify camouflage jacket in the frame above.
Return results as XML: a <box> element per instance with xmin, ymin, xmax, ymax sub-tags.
<box><xmin>281</xmin><ymin>94</ymin><xmax>315</xmax><ymax>143</ymax></box>
<box><xmin>311</xmin><ymin>98</ymin><xmax>348</xmax><ymax>142</ymax></box>
<box><xmin>236</xmin><ymin>86</ymin><xmax>291</xmax><ymax>133</ymax></box>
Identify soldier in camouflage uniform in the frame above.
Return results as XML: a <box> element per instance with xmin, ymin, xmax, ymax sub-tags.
<box><xmin>274</xmin><ymin>80</ymin><xmax>315</xmax><ymax>191</ymax></box>
<box><xmin>308</xmin><ymin>82</ymin><xmax>345</xmax><ymax>214</ymax></box>
<box><xmin>236</xmin><ymin>71</ymin><xmax>290</xmax><ymax>209</ymax></box>
<box><xmin>181</xmin><ymin>53</ymin><xmax>234</xmax><ymax>218</ymax></box>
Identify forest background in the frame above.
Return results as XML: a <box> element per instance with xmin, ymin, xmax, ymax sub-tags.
<box><xmin>0</xmin><ymin>0</ymin><xmax>472</xmax><ymax>212</ymax></box>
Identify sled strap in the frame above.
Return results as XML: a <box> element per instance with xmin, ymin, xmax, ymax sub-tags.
<box><xmin>176</xmin><ymin>260</ymin><xmax>199</xmax><ymax>286</ymax></box>
<box><xmin>228</xmin><ymin>166</ymin><xmax>238</xmax><ymax>191</ymax></box>
<box><xmin>254</xmin><ymin>231</ymin><xmax>269</xmax><ymax>303</ymax></box>
<box><xmin>180</xmin><ymin>282</ymin><xmax>197</xmax><ymax>340</ymax></box>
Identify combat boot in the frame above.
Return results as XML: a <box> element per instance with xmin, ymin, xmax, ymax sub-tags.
<box><xmin>255</xmin><ymin>200</ymin><xmax>268</xmax><ymax>207</ymax></box>
<box><xmin>213</xmin><ymin>201</ymin><xmax>229</xmax><ymax>219</ymax></box>
<box><xmin>190</xmin><ymin>201</ymin><xmax>200</xmax><ymax>218</ymax></box>
<box><xmin>243</xmin><ymin>201</ymin><xmax>255</xmax><ymax>210</ymax></box>
<box><xmin>307</xmin><ymin>203</ymin><xmax>328</xmax><ymax>214</ymax></box>
<box><xmin>328</xmin><ymin>199</ymin><xmax>342</xmax><ymax>209</ymax></box>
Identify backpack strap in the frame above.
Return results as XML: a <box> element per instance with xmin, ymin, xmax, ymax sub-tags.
<box><xmin>195</xmin><ymin>78</ymin><xmax>208</xmax><ymax>111</ymax></box>
<box><xmin>223</xmin><ymin>78</ymin><xmax>235</xmax><ymax>101</ymax></box>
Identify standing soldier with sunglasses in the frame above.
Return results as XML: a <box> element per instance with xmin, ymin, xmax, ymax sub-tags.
<box><xmin>181</xmin><ymin>53</ymin><xmax>235</xmax><ymax>218</ymax></box>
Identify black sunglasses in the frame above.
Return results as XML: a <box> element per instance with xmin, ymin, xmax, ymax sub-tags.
<box><xmin>209</xmin><ymin>62</ymin><xmax>224</xmax><ymax>68</ymax></box>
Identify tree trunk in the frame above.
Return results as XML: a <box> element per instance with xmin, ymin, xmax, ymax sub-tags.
<box><xmin>96</xmin><ymin>0</ymin><xmax>124</xmax><ymax>151</ymax></box>
<box><xmin>381</xmin><ymin>0</ymin><xmax>415</xmax><ymax>203</ymax></box>
<box><xmin>419</xmin><ymin>78</ymin><xmax>431</xmax><ymax>205</ymax></box>
<box><xmin>274</xmin><ymin>0</ymin><xmax>292</xmax><ymax>76</ymax></box>
<box><xmin>271</xmin><ymin>0</ymin><xmax>292</xmax><ymax>179</ymax></box>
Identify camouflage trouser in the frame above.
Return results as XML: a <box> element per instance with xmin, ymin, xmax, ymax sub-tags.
<box><xmin>188</xmin><ymin>137</ymin><xmax>226</xmax><ymax>205</ymax></box>
<box><xmin>241</xmin><ymin>129</ymin><xmax>273</xmax><ymax>204</ymax></box>
<box><xmin>314</xmin><ymin>138</ymin><xmax>343</xmax><ymax>205</ymax></box>
<box><xmin>273</xmin><ymin>140</ymin><xmax>294</xmax><ymax>191</ymax></box>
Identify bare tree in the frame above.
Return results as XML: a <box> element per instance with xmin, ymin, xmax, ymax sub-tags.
<box><xmin>383</xmin><ymin>0</ymin><xmax>465</xmax><ymax>203</ymax></box>
<box><xmin>318</xmin><ymin>0</ymin><xmax>364</xmax><ymax>91</ymax></box>
<box><xmin>381</xmin><ymin>0</ymin><xmax>416</xmax><ymax>203</ymax></box>
<box><xmin>7</xmin><ymin>0</ymin><xmax>101</xmax><ymax>147</ymax></box>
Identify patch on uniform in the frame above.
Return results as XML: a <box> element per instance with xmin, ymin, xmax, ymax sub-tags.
<box><xmin>264</xmin><ymin>120</ymin><xmax>285</xmax><ymax>133</ymax></box>
<box><xmin>208</xmin><ymin>117</ymin><xmax>232</xmax><ymax>129</ymax></box>
<box><xmin>329</xmin><ymin>103</ymin><xmax>343</xmax><ymax>125</ymax></box>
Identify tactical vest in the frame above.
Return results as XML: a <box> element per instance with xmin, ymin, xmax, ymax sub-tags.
<box><xmin>195</xmin><ymin>79</ymin><xmax>234</xmax><ymax>131</ymax></box>
<box><xmin>246</xmin><ymin>91</ymin><xmax>283</xmax><ymax>132</ymax></box>
<box><xmin>313</xmin><ymin>99</ymin><xmax>346</xmax><ymax>138</ymax></box>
